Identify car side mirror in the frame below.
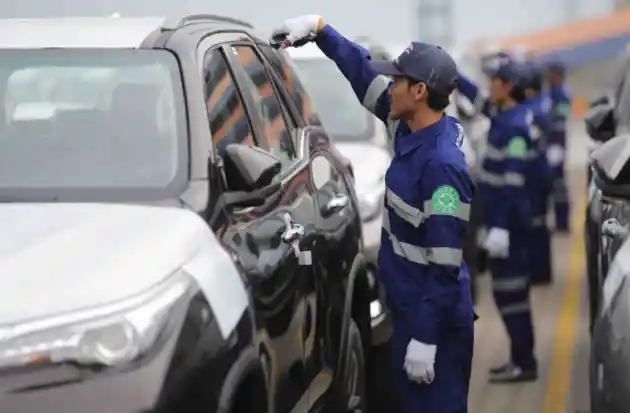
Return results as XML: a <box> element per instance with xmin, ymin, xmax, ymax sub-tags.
<box><xmin>223</xmin><ymin>144</ymin><xmax>281</xmax><ymax>192</ymax></box>
<box><xmin>217</xmin><ymin>144</ymin><xmax>282</xmax><ymax>210</ymax></box>
<box><xmin>585</xmin><ymin>94</ymin><xmax>617</xmax><ymax>143</ymax></box>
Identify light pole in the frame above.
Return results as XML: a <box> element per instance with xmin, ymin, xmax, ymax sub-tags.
<box><xmin>416</xmin><ymin>0</ymin><xmax>455</xmax><ymax>49</ymax></box>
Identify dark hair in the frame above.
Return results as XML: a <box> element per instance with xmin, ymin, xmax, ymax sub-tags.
<box><xmin>427</xmin><ymin>87</ymin><xmax>451</xmax><ymax>111</ymax></box>
<box><xmin>407</xmin><ymin>78</ymin><xmax>451</xmax><ymax>111</ymax></box>
<box><xmin>510</xmin><ymin>85</ymin><xmax>527</xmax><ymax>103</ymax></box>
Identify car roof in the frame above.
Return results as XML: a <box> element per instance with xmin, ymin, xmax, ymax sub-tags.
<box><xmin>0</xmin><ymin>17</ymin><xmax>166</xmax><ymax>49</ymax></box>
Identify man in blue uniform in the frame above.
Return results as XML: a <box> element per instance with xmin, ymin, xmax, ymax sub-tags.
<box><xmin>545</xmin><ymin>61</ymin><xmax>572</xmax><ymax>232</ymax></box>
<box><xmin>272</xmin><ymin>15</ymin><xmax>475</xmax><ymax>413</ymax></box>
<box><xmin>522</xmin><ymin>62</ymin><xmax>554</xmax><ymax>285</ymax></box>
<box><xmin>457</xmin><ymin>54</ymin><xmax>538</xmax><ymax>382</ymax></box>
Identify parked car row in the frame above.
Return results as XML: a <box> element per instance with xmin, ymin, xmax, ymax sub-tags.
<box><xmin>583</xmin><ymin>47</ymin><xmax>630</xmax><ymax>413</ymax></box>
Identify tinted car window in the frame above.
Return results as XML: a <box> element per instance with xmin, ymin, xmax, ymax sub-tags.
<box><xmin>0</xmin><ymin>49</ymin><xmax>184</xmax><ymax>190</ymax></box>
<box><xmin>203</xmin><ymin>49</ymin><xmax>255</xmax><ymax>156</ymax></box>
<box><xmin>259</xmin><ymin>45</ymin><xmax>319</xmax><ymax>126</ymax></box>
<box><xmin>231</xmin><ymin>45</ymin><xmax>296</xmax><ymax>170</ymax></box>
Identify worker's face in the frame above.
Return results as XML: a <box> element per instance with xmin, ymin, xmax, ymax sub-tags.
<box><xmin>546</xmin><ymin>69</ymin><xmax>563</xmax><ymax>86</ymax></box>
<box><xmin>488</xmin><ymin>77</ymin><xmax>511</xmax><ymax>103</ymax></box>
<box><xmin>388</xmin><ymin>76</ymin><xmax>426</xmax><ymax>120</ymax></box>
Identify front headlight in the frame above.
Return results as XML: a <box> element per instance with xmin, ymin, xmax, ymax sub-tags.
<box><xmin>0</xmin><ymin>271</ymin><xmax>192</xmax><ymax>370</ymax></box>
<box><xmin>358</xmin><ymin>180</ymin><xmax>385</xmax><ymax>222</ymax></box>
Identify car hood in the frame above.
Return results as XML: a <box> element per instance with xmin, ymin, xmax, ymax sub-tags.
<box><xmin>334</xmin><ymin>142</ymin><xmax>391</xmax><ymax>193</ymax></box>
<box><xmin>0</xmin><ymin>203</ymin><xmax>209</xmax><ymax>324</ymax></box>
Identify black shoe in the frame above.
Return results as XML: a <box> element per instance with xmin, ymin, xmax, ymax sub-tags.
<box><xmin>530</xmin><ymin>278</ymin><xmax>552</xmax><ymax>286</ymax></box>
<box><xmin>488</xmin><ymin>362</ymin><xmax>538</xmax><ymax>383</ymax></box>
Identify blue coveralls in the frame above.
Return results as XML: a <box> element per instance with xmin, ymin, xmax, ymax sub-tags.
<box><xmin>315</xmin><ymin>26</ymin><xmax>475</xmax><ymax>412</ymax></box>
<box><xmin>548</xmin><ymin>84</ymin><xmax>571</xmax><ymax>230</ymax></box>
<box><xmin>522</xmin><ymin>94</ymin><xmax>553</xmax><ymax>284</ymax></box>
<box><xmin>458</xmin><ymin>75</ymin><xmax>537</xmax><ymax>372</ymax></box>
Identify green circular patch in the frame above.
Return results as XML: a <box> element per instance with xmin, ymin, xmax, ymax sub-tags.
<box><xmin>431</xmin><ymin>185</ymin><xmax>460</xmax><ymax>215</ymax></box>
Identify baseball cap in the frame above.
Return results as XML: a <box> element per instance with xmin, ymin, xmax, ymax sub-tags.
<box><xmin>370</xmin><ymin>42</ymin><xmax>458</xmax><ymax>96</ymax></box>
<box><xmin>546</xmin><ymin>60</ymin><xmax>566</xmax><ymax>74</ymax></box>
<box><xmin>483</xmin><ymin>54</ymin><xmax>528</xmax><ymax>87</ymax></box>
<box><xmin>523</xmin><ymin>60</ymin><xmax>544</xmax><ymax>89</ymax></box>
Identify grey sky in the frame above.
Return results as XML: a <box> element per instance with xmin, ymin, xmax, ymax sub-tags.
<box><xmin>2</xmin><ymin>0</ymin><xmax>615</xmax><ymax>44</ymax></box>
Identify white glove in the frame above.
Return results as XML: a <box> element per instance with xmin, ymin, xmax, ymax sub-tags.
<box><xmin>272</xmin><ymin>15</ymin><xmax>323</xmax><ymax>47</ymax></box>
<box><xmin>483</xmin><ymin>227</ymin><xmax>510</xmax><ymax>258</ymax></box>
<box><xmin>404</xmin><ymin>339</ymin><xmax>436</xmax><ymax>384</ymax></box>
<box><xmin>546</xmin><ymin>144</ymin><xmax>565</xmax><ymax>167</ymax></box>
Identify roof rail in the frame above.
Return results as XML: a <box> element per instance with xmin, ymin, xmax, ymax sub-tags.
<box><xmin>162</xmin><ymin>13</ymin><xmax>253</xmax><ymax>31</ymax></box>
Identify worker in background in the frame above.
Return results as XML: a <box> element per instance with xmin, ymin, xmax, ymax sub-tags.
<box><xmin>457</xmin><ymin>54</ymin><xmax>538</xmax><ymax>383</ymax></box>
<box><xmin>545</xmin><ymin>61</ymin><xmax>571</xmax><ymax>232</ymax></box>
<box><xmin>522</xmin><ymin>61</ymin><xmax>554</xmax><ymax>285</ymax></box>
<box><xmin>271</xmin><ymin>15</ymin><xmax>475</xmax><ymax>413</ymax></box>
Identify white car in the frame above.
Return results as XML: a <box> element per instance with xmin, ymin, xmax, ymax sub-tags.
<box><xmin>285</xmin><ymin>44</ymin><xmax>392</xmax><ymax>265</ymax></box>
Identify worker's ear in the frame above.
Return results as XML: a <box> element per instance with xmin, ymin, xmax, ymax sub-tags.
<box><xmin>411</xmin><ymin>82</ymin><xmax>427</xmax><ymax>101</ymax></box>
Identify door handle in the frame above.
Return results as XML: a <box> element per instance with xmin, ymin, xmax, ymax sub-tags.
<box><xmin>602</xmin><ymin>218</ymin><xmax>629</xmax><ymax>239</ymax></box>
<box><xmin>322</xmin><ymin>194</ymin><xmax>349</xmax><ymax>217</ymax></box>
<box><xmin>280</xmin><ymin>212</ymin><xmax>311</xmax><ymax>266</ymax></box>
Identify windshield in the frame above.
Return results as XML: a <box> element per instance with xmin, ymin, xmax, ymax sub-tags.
<box><xmin>292</xmin><ymin>58</ymin><xmax>374</xmax><ymax>141</ymax></box>
<box><xmin>0</xmin><ymin>49</ymin><xmax>185</xmax><ymax>196</ymax></box>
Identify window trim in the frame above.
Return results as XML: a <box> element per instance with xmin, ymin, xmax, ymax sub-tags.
<box><xmin>256</xmin><ymin>43</ymin><xmax>309</xmax><ymax>128</ymax></box>
<box><xmin>228</xmin><ymin>41</ymin><xmax>301</xmax><ymax>169</ymax></box>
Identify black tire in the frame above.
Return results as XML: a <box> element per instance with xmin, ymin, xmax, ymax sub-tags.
<box><xmin>341</xmin><ymin>319</ymin><xmax>367</xmax><ymax>413</ymax></box>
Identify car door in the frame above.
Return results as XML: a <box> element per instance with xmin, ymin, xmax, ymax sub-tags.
<box><xmin>257</xmin><ymin>44</ymin><xmax>366</xmax><ymax>410</ymax></box>
<box><xmin>199</xmin><ymin>38</ymin><xmax>312</xmax><ymax>413</ymax></box>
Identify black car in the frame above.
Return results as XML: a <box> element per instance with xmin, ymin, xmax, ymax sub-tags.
<box><xmin>587</xmin><ymin>134</ymin><xmax>630</xmax><ymax>413</ymax></box>
<box><xmin>0</xmin><ymin>14</ymin><xmax>373</xmax><ymax>413</ymax></box>
<box><xmin>584</xmin><ymin>49</ymin><xmax>630</xmax><ymax>330</ymax></box>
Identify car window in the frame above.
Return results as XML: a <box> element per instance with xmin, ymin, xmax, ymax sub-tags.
<box><xmin>258</xmin><ymin>45</ymin><xmax>319</xmax><ymax>126</ymax></box>
<box><xmin>202</xmin><ymin>49</ymin><xmax>255</xmax><ymax>156</ymax></box>
<box><xmin>231</xmin><ymin>45</ymin><xmax>296</xmax><ymax>171</ymax></box>
<box><xmin>0</xmin><ymin>49</ymin><xmax>184</xmax><ymax>190</ymax></box>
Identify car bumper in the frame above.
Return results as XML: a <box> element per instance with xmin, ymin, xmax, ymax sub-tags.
<box><xmin>0</xmin><ymin>333</ymin><xmax>176</xmax><ymax>413</ymax></box>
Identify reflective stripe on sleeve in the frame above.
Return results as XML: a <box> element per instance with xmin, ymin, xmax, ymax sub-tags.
<box><xmin>362</xmin><ymin>75</ymin><xmax>389</xmax><ymax>113</ymax></box>
<box><xmin>478</xmin><ymin>169</ymin><xmax>525</xmax><ymax>187</ymax></box>
<box><xmin>382</xmin><ymin>209</ymin><xmax>463</xmax><ymax>267</ymax></box>
<box><xmin>504</xmin><ymin>172</ymin><xmax>525</xmax><ymax>186</ymax></box>
<box><xmin>386</xmin><ymin>188</ymin><xmax>424</xmax><ymax>227</ymax></box>
<box><xmin>485</xmin><ymin>144</ymin><xmax>537</xmax><ymax>161</ymax></box>
<box><xmin>422</xmin><ymin>198</ymin><xmax>471</xmax><ymax>221</ymax></box>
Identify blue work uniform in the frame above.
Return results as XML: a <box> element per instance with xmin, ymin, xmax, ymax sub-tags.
<box><xmin>548</xmin><ymin>83</ymin><xmax>571</xmax><ymax>230</ymax></box>
<box><xmin>316</xmin><ymin>26</ymin><xmax>475</xmax><ymax>413</ymax></box>
<box><xmin>522</xmin><ymin>92</ymin><xmax>554</xmax><ymax>284</ymax></box>
<box><xmin>458</xmin><ymin>72</ymin><xmax>538</xmax><ymax>374</ymax></box>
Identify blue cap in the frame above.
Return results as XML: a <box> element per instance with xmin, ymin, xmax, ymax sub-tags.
<box><xmin>523</xmin><ymin>60</ymin><xmax>544</xmax><ymax>89</ymax></box>
<box><xmin>482</xmin><ymin>54</ymin><xmax>528</xmax><ymax>86</ymax></box>
<box><xmin>370</xmin><ymin>42</ymin><xmax>458</xmax><ymax>96</ymax></box>
<box><xmin>546</xmin><ymin>60</ymin><xmax>566</xmax><ymax>74</ymax></box>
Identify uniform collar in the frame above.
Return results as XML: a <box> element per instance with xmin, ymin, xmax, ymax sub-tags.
<box><xmin>395</xmin><ymin>116</ymin><xmax>447</xmax><ymax>156</ymax></box>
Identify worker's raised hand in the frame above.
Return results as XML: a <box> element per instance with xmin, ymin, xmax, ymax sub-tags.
<box><xmin>270</xmin><ymin>15</ymin><xmax>323</xmax><ymax>49</ymax></box>
<box><xmin>404</xmin><ymin>339</ymin><xmax>436</xmax><ymax>385</ymax></box>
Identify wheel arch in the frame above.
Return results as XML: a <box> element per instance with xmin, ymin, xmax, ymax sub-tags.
<box><xmin>217</xmin><ymin>345</ymin><xmax>268</xmax><ymax>413</ymax></box>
